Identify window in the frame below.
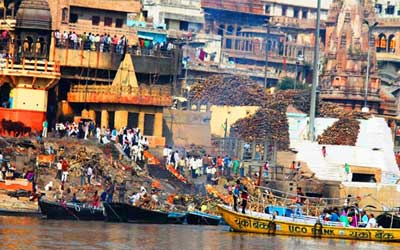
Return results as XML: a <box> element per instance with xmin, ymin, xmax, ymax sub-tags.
<box><xmin>104</xmin><ymin>17</ymin><xmax>112</xmax><ymax>27</ymax></box>
<box><xmin>293</xmin><ymin>8</ymin><xmax>300</xmax><ymax>18</ymax></box>
<box><xmin>398</xmin><ymin>10</ymin><xmax>400</xmax><ymax>16</ymax></box>
<box><xmin>302</xmin><ymin>10</ymin><xmax>308</xmax><ymax>19</ymax></box>
<box><xmin>282</xmin><ymin>6</ymin><xmax>287</xmax><ymax>16</ymax></box>
<box><xmin>179</xmin><ymin>21</ymin><xmax>189</xmax><ymax>31</ymax></box>
<box><xmin>375</xmin><ymin>4</ymin><xmax>382</xmax><ymax>13</ymax></box>
<box><xmin>265</xmin><ymin>5</ymin><xmax>271</xmax><ymax>14</ymax></box>
<box><xmin>92</xmin><ymin>16</ymin><xmax>100</xmax><ymax>26</ymax></box>
<box><xmin>386</xmin><ymin>5</ymin><xmax>395</xmax><ymax>15</ymax></box>
<box><xmin>62</xmin><ymin>7</ymin><xmax>69</xmax><ymax>23</ymax></box>
<box><xmin>116</xmin><ymin>18</ymin><xmax>124</xmax><ymax>28</ymax></box>
<box><xmin>69</xmin><ymin>13</ymin><xmax>78</xmax><ymax>23</ymax></box>
<box><xmin>144</xmin><ymin>114</ymin><xmax>155</xmax><ymax>136</ymax></box>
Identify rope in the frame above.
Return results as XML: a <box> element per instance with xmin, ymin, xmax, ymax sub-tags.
<box><xmin>104</xmin><ymin>202</ymin><xmax>123</xmax><ymax>222</ymax></box>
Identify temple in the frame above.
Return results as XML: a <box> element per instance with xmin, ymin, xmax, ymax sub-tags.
<box><xmin>320</xmin><ymin>0</ymin><xmax>396</xmax><ymax>114</ymax></box>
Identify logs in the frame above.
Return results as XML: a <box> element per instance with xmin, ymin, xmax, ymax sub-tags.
<box><xmin>230</xmin><ymin>101</ymin><xmax>290</xmax><ymax>150</ymax></box>
<box><xmin>318</xmin><ymin>102</ymin><xmax>371</xmax><ymax>119</ymax></box>
<box><xmin>188</xmin><ymin>75</ymin><xmax>267</xmax><ymax>106</ymax></box>
<box><xmin>317</xmin><ymin>118</ymin><xmax>360</xmax><ymax>146</ymax></box>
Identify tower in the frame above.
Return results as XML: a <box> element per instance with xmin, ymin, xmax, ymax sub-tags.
<box><xmin>320</xmin><ymin>0</ymin><xmax>381</xmax><ymax>112</ymax></box>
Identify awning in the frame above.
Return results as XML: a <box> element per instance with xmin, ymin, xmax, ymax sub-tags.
<box><xmin>138</xmin><ymin>35</ymin><xmax>154</xmax><ymax>40</ymax></box>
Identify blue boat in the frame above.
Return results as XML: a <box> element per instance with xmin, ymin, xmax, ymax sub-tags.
<box><xmin>186</xmin><ymin>211</ymin><xmax>222</xmax><ymax>226</ymax></box>
<box><xmin>167</xmin><ymin>212</ymin><xmax>186</xmax><ymax>224</ymax></box>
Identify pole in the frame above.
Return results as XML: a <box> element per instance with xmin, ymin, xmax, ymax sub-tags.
<box><xmin>184</xmin><ymin>38</ymin><xmax>189</xmax><ymax>88</ymax></box>
<box><xmin>364</xmin><ymin>29</ymin><xmax>372</xmax><ymax>110</ymax></box>
<box><xmin>264</xmin><ymin>20</ymin><xmax>270</xmax><ymax>89</ymax></box>
<box><xmin>308</xmin><ymin>0</ymin><xmax>321</xmax><ymax>141</ymax></box>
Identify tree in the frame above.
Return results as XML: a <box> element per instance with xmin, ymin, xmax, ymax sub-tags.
<box><xmin>277</xmin><ymin>77</ymin><xmax>307</xmax><ymax>90</ymax></box>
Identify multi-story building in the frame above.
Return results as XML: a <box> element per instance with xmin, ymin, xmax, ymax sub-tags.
<box><xmin>0</xmin><ymin>0</ymin><xmax>181</xmax><ymax>146</ymax></box>
<box><xmin>186</xmin><ymin>0</ymin><xmax>333</xmax><ymax>87</ymax></box>
<box><xmin>142</xmin><ymin>0</ymin><xmax>204</xmax><ymax>32</ymax></box>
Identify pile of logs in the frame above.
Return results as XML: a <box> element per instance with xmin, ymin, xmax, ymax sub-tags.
<box><xmin>188</xmin><ymin>75</ymin><xmax>267</xmax><ymax>106</ymax></box>
<box><xmin>317</xmin><ymin>118</ymin><xmax>361</xmax><ymax>146</ymax></box>
<box><xmin>230</xmin><ymin>101</ymin><xmax>290</xmax><ymax>150</ymax></box>
<box><xmin>318</xmin><ymin>102</ymin><xmax>371</xmax><ymax>119</ymax></box>
<box><xmin>274</xmin><ymin>90</ymin><xmax>311</xmax><ymax>114</ymax></box>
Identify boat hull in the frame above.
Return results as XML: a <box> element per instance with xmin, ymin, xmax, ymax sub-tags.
<box><xmin>218</xmin><ymin>205</ymin><xmax>400</xmax><ymax>242</ymax></box>
<box><xmin>186</xmin><ymin>211</ymin><xmax>221</xmax><ymax>226</ymax></box>
<box><xmin>103</xmin><ymin>202</ymin><xmax>169</xmax><ymax>224</ymax></box>
<box><xmin>39</xmin><ymin>200</ymin><xmax>105</xmax><ymax>221</ymax></box>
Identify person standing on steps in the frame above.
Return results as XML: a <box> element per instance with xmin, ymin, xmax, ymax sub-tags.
<box><xmin>322</xmin><ymin>146</ymin><xmax>327</xmax><ymax>158</ymax></box>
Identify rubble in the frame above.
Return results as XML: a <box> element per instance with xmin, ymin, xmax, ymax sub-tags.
<box><xmin>317</xmin><ymin>118</ymin><xmax>361</xmax><ymax>146</ymax></box>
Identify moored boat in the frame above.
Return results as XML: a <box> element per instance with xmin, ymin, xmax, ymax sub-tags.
<box><xmin>186</xmin><ymin>211</ymin><xmax>222</xmax><ymax>226</ymax></box>
<box><xmin>167</xmin><ymin>212</ymin><xmax>186</xmax><ymax>224</ymax></box>
<box><xmin>218</xmin><ymin>205</ymin><xmax>400</xmax><ymax>242</ymax></box>
<box><xmin>39</xmin><ymin>199</ymin><xmax>105</xmax><ymax>221</ymax></box>
<box><xmin>103</xmin><ymin>202</ymin><xmax>169</xmax><ymax>224</ymax></box>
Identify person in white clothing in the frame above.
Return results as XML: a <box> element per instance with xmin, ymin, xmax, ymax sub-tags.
<box><xmin>366</xmin><ymin>214</ymin><xmax>377</xmax><ymax>228</ymax></box>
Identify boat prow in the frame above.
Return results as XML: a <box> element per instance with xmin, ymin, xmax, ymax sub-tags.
<box><xmin>217</xmin><ymin>205</ymin><xmax>400</xmax><ymax>242</ymax></box>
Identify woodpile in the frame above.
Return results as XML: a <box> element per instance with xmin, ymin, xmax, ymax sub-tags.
<box><xmin>317</xmin><ymin>118</ymin><xmax>360</xmax><ymax>146</ymax></box>
<box><xmin>230</xmin><ymin>101</ymin><xmax>290</xmax><ymax>150</ymax></box>
<box><xmin>188</xmin><ymin>75</ymin><xmax>267</xmax><ymax>106</ymax></box>
<box><xmin>318</xmin><ymin>102</ymin><xmax>371</xmax><ymax>119</ymax></box>
<box><xmin>274</xmin><ymin>90</ymin><xmax>311</xmax><ymax>114</ymax></box>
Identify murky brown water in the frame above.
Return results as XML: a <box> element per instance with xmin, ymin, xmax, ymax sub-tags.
<box><xmin>0</xmin><ymin>216</ymin><xmax>399</xmax><ymax>250</ymax></box>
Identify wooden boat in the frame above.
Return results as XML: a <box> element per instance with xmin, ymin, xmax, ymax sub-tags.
<box><xmin>218</xmin><ymin>205</ymin><xmax>400</xmax><ymax>242</ymax></box>
<box><xmin>167</xmin><ymin>212</ymin><xmax>186</xmax><ymax>224</ymax></box>
<box><xmin>186</xmin><ymin>211</ymin><xmax>222</xmax><ymax>226</ymax></box>
<box><xmin>103</xmin><ymin>202</ymin><xmax>169</xmax><ymax>224</ymax></box>
<box><xmin>39</xmin><ymin>199</ymin><xmax>105</xmax><ymax>221</ymax></box>
<box><xmin>377</xmin><ymin>213</ymin><xmax>400</xmax><ymax>229</ymax></box>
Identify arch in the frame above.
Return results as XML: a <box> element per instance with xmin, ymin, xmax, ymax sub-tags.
<box><xmin>236</xmin><ymin>26</ymin><xmax>242</xmax><ymax>36</ymax></box>
<box><xmin>388</xmin><ymin>34</ymin><xmax>396</xmax><ymax>53</ymax></box>
<box><xmin>23</xmin><ymin>36</ymin><xmax>33</xmax><ymax>52</ymax></box>
<box><xmin>378</xmin><ymin>33</ymin><xmax>387</xmax><ymax>52</ymax></box>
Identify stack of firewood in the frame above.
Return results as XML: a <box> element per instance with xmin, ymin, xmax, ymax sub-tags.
<box><xmin>188</xmin><ymin>75</ymin><xmax>267</xmax><ymax>106</ymax></box>
<box><xmin>317</xmin><ymin>118</ymin><xmax>360</xmax><ymax>146</ymax></box>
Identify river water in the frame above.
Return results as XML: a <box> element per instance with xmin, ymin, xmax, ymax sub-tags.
<box><xmin>0</xmin><ymin>216</ymin><xmax>399</xmax><ymax>250</ymax></box>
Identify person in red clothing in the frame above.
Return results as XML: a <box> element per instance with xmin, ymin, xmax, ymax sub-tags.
<box><xmin>241</xmin><ymin>186</ymin><xmax>249</xmax><ymax>214</ymax></box>
<box><xmin>216</xmin><ymin>156</ymin><xmax>223</xmax><ymax>176</ymax></box>
<box><xmin>61</xmin><ymin>157</ymin><xmax>69</xmax><ymax>183</ymax></box>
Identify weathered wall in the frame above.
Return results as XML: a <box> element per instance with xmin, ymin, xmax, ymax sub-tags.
<box><xmin>13</xmin><ymin>88</ymin><xmax>48</xmax><ymax>112</ymax></box>
<box><xmin>52</xmin><ymin>48</ymin><xmax>178</xmax><ymax>75</ymax></box>
<box><xmin>209</xmin><ymin>105</ymin><xmax>258</xmax><ymax>137</ymax></box>
<box><xmin>163</xmin><ymin>109</ymin><xmax>211</xmax><ymax>147</ymax></box>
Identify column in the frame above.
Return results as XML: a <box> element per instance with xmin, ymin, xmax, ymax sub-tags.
<box><xmin>101</xmin><ymin>110</ymin><xmax>108</xmax><ymax>128</ymax></box>
<box><xmin>154</xmin><ymin>112</ymin><xmax>163</xmax><ymax>137</ymax></box>
<box><xmin>138</xmin><ymin>111</ymin><xmax>145</xmax><ymax>133</ymax></box>
<box><xmin>114</xmin><ymin>110</ymin><xmax>128</xmax><ymax>130</ymax></box>
<box><xmin>81</xmin><ymin>109</ymin><xmax>89</xmax><ymax>119</ymax></box>
<box><xmin>88</xmin><ymin>110</ymin><xmax>96</xmax><ymax>121</ymax></box>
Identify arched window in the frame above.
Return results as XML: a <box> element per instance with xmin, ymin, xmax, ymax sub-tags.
<box><xmin>62</xmin><ymin>8</ymin><xmax>69</xmax><ymax>23</ymax></box>
<box><xmin>378</xmin><ymin>33</ymin><xmax>387</xmax><ymax>52</ymax></box>
<box><xmin>388</xmin><ymin>34</ymin><xmax>396</xmax><ymax>53</ymax></box>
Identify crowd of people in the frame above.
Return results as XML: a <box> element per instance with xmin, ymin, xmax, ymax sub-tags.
<box><xmin>162</xmin><ymin>146</ymin><xmax>250</xmax><ymax>186</ymax></box>
<box><xmin>53</xmin><ymin>30</ymin><xmax>176</xmax><ymax>55</ymax></box>
<box><xmin>320</xmin><ymin>204</ymin><xmax>378</xmax><ymax>228</ymax></box>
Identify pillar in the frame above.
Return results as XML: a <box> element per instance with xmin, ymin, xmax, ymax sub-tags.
<box><xmin>81</xmin><ymin>109</ymin><xmax>89</xmax><ymax>119</ymax></box>
<box><xmin>154</xmin><ymin>112</ymin><xmax>163</xmax><ymax>137</ymax></box>
<box><xmin>101</xmin><ymin>110</ymin><xmax>108</xmax><ymax>128</ymax></box>
<box><xmin>115</xmin><ymin>110</ymin><xmax>128</xmax><ymax>130</ymax></box>
<box><xmin>88</xmin><ymin>110</ymin><xmax>96</xmax><ymax>122</ymax></box>
<box><xmin>138</xmin><ymin>111</ymin><xmax>145</xmax><ymax>133</ymax></box>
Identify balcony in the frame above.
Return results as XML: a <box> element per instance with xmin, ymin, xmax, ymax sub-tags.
<box><xmin>270</xmin><ymin>16</ymin><xmax>319</xmax><ymax>30</ymax></box>
<box><xmin>377</xmin><ymin>18</ymin><xmax>400</xmax><ymax>28</ymax></box>
<box><xmin>67</xmin><ymin>84</ymin><xmax>172</xmax><ymax>106</ymax></box>
<box><xmin>0</xmin><ymin>19</ymin><xmax>16</xmax><ymax>31</ymax></box>
<box><xmin>376</xmin><ymin>52</ymin><xmax>400</xmax><ymax>63</ymax></box>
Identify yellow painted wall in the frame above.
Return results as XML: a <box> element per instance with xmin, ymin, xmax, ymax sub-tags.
<box><xmin>12</xmin><ymin>88</ymin><xmax>48</xmax><ymax>112</ymax></box>
<box><xmin>210</xmin><ymin>105</ymin><xmax>259</xmax><ymax>137</ymax></box>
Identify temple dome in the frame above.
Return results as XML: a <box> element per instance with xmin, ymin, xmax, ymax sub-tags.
<box><xmin>16</xmin><ymin>0</ymin><xmax>51</xmax><ymax>30</ymax></box>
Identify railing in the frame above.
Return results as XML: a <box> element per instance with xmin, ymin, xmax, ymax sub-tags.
<box><xmin>55</xmin><ymin>39</ymin><xmax>174</xmax><ymax>58</ymax></box>
<box><xmin>377</xmin><ymin>17</ymin><xmax>400</xmax><ymax>27</ymax></box>
<box><xmin>0</xmin><ymin>58</ymin><xmax>60</xmax><ymax>74</ymax></box>
<box><xmin>270</xmin><ymin>16</ymin><xmax>317</xmax><ymax>29</ymax></box>
<box><xmin>69</xmin><ymin>84</ymin><xmax>172</xmax><ymax>97</ymax></box>
<box><xmin>67</xmin><ymin>23</ymin><xmax>137</xmax><ymax>39</ymax></box>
